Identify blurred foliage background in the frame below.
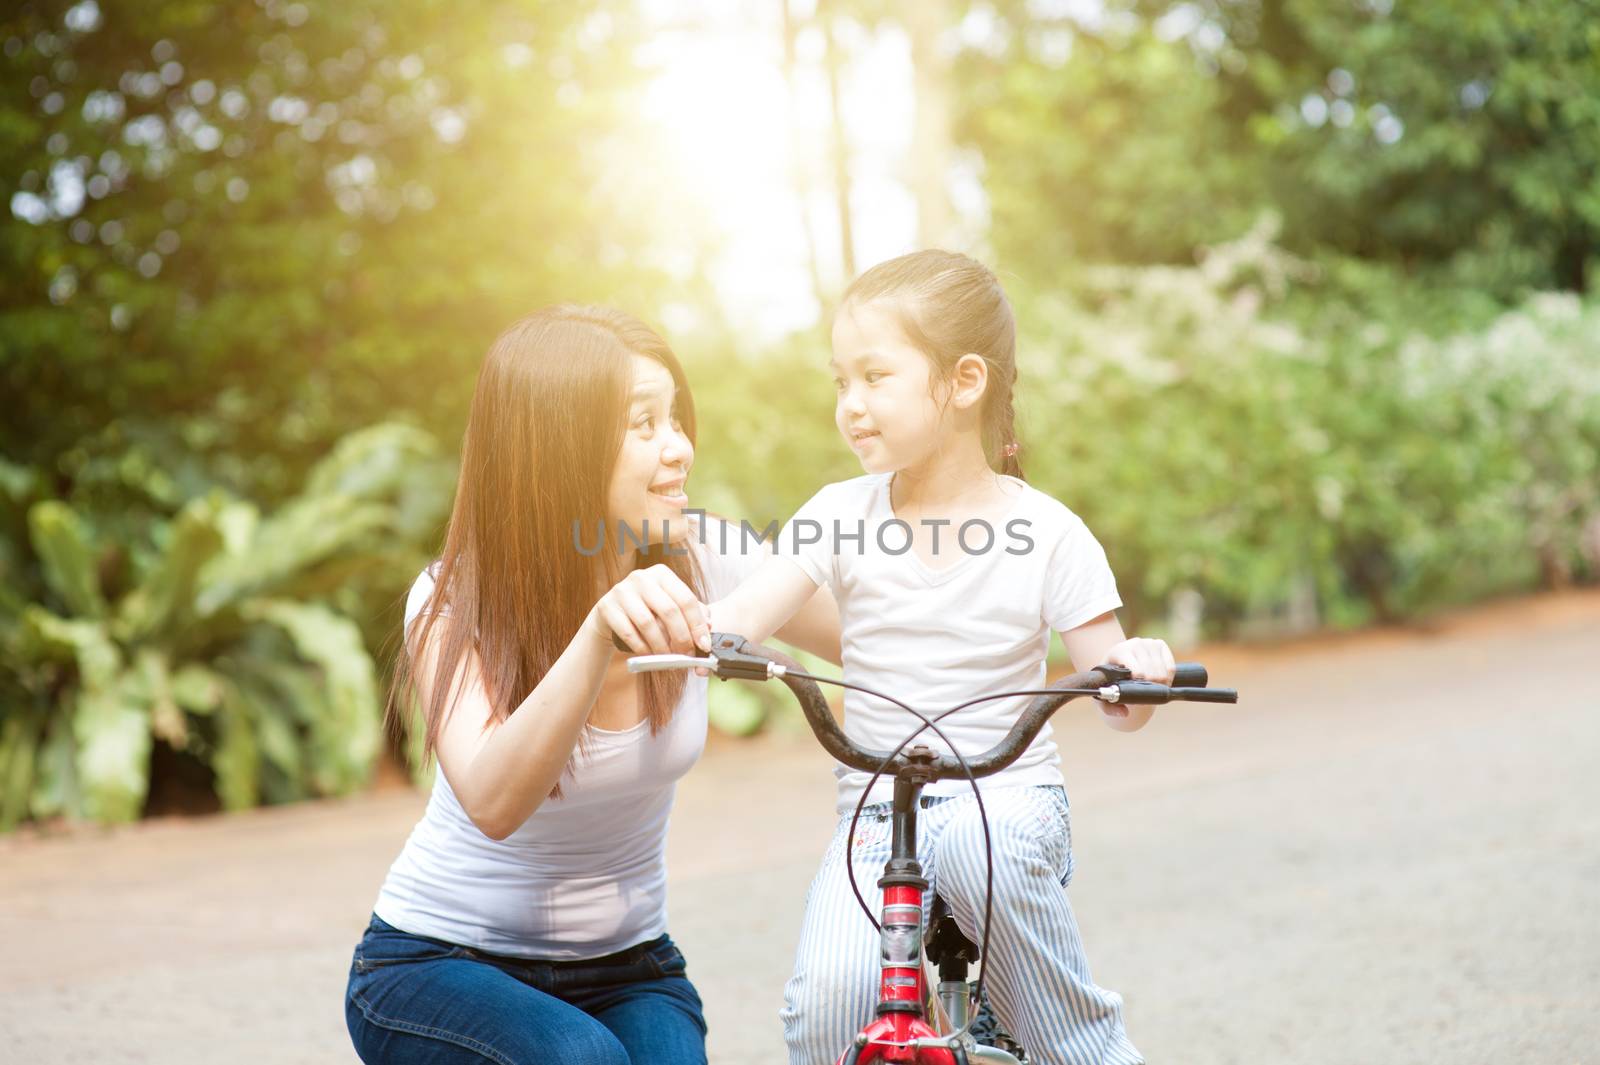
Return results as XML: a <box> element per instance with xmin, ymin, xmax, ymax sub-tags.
<box><xmin>3</xmin><ymin>0</ymin><xmax>1597</xmax><ymax>827</ymax></box>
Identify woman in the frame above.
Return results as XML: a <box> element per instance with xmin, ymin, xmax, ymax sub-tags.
<box><xmin>344</xmin><ymin>305</ymin><xmax>839</xmax><ymax>1065</ymax></box>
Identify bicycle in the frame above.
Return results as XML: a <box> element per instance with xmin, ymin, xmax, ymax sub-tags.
<box><xmin>625</xmin><ymin>632</ymin><xmax>1239</xmax><ymax>1065</ymax></box>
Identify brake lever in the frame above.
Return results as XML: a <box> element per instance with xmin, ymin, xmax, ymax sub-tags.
<box><xmin>612</xmin><ymin>632</ymin><xmax>717</xmax><ymax>674</ymax></box>
<box><xmin>705</xmin><ymin>632</ymin><xmax>785</xmax><ymax>681</ymax></box>
<box><xmin>625</xmin><ymin>653</ymin><xmax>718</xmax><ymax>674</ymax></box>
<box><xmin>1093</xmin><ymin>662</ymin><xmax>1133</xmax><ymax>683</ymax></box>
<box><xmin>617</xmin><ymin>632</ymin><xmax>784</xmax><ymax>680</ymax></box>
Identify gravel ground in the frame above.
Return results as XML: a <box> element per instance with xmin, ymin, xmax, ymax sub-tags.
<box><xmin>3</xmin><ymin>590</ymin><xmax>1596</xmax><ymax>1065</ymax></box>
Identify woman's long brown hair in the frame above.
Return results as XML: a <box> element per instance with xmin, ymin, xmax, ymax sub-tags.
<box><xmin>390</xmin><ymin>305</ymin><xmax>702</xmax><ymax>778</ymax></box>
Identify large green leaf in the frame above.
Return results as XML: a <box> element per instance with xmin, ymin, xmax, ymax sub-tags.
<box><xmin>30</xmin><ymin>712</ymin><xmax>80</xmax><ymax>821</ymax></box>
<box><xmin>133</xmin><ymin>648</ymin><xmax>187</xmax><ymax>748</ymax></box>
<box><xmin>27</xmin><ymin>501</ymin><xmax>106</xmax><ymax>619</ymax></box>
<box><xmin>116</xmin><ymin>496</ymin><xmax>228</xmax><ymax>643</ymax></box>
<box><xmin>213</xmin><ymin>683</ymin><xmax>261</xmax><ymax>812</ymax></box>
<box><xmin>0</xmin><ymin>578</ymin><xmax>27</xmax><ymax>622</ymax></box>
<box><xmin>304</xmin><ymin>422</ymin><xmax>438</xmax><ymax>501</ymax></box>
<box><xmin>23</xmin><ymin>608</ymin><xmax>119</xmax><ymax>687</ymax></box>
<box><xmin>170</xmin><ymin>664</ymin><xmax>225</xmax><ymax>717</ymax></box>
<box><xmin>195</xmin><ymin>496</ymin><xmax>390</xmax><ymax>615</ymax></box>
<box><xmin>230</xmin><ymin>651</ymin><xmax>331</xmax><ymax>727</ymax></box>
<box><xmin>213</xmin><ymin>499</ymin><xmax>261</xmax><ymax>557</ymax></box>
<box><xmin>22</xmin><ymin>609</ymin><xmax>151</xmax><ymax>823</ymax></box>
<box><xmin>0</xmin><ymin>456</ymin><xmax>40</xmax><ymax>514</ymax></box>
<box><xmin>0</xmin><ymin>458</ymin><xmax>42</xmax><ymax>601</ymax></box>
<box><xmin>0</xmin><ymin>708</ymin><xmax>40</xmax><ymax>831</ymax></box>
<box><xmin>238</xmin><ymin>599</ymin><xmax>380</xmax><ymax>796</ymax></box>
<box><xmin>230</xmin><ymin>670</ymin><xmax>303</xmax><ymax>783</ymax></box>
<box><xmin>72</xmin><ymin>678</ymin><xmax>153</xmax><ymax>824</ymax></box>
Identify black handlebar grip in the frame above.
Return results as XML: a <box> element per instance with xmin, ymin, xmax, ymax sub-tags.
<box><xmin>1096</xmin><ymin>662</ymin><xmax>1208</xmax><ymax>686</ymax></box>
<box><xmin>1170</xmin><ymin>687</ymin><xmax>1238</xmax><ymax>703</ymax></box>
<box><xmin>1108</xmin><ymin>681</ymin><xmax>1171</xmax><ymax>704</ymax></box>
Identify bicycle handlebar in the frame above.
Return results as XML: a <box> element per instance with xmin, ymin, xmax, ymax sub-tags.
<box><xmin>625</xmin><ymin>632</ymin><xmax>1237</xmax><ymax>782</ymax></box>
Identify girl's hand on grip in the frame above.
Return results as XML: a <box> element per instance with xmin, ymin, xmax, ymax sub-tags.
<box><xmin>1100</xmin><ymin>636</ymin><xmax>1175</xmax><ymax>716</ymax></box>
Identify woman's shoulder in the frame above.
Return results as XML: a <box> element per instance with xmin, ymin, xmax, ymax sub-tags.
<box><xmin>403</xmin><ymin>560</ymin><xmax>448</xmax><ymax>632</ymax></box>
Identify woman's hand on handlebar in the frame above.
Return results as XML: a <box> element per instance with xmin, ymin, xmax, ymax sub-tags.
<box><xmin>1098</xmin><ymin>636</ymin><xmax>1176</xmax><ymax>718</ymax></box>
<box><xmin>587</xmin><ymin>564</ymin><xmax>712</xmax><ymax>656</ymax></box>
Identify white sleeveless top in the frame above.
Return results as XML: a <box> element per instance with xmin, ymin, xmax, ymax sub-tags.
<box><xmin>373</xmin><ymin>518</ymin><xmax>763</xmax><ymax>959</ymax></box>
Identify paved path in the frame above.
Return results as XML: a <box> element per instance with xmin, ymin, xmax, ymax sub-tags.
<box><xmin>4</xmin><ymin>591</ymin><xmax>1597</xmax><ymax>1064</ymax></box>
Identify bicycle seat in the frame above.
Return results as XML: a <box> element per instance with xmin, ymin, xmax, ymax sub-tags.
<box><xmin>923</xmin><ymin>894</ymin><xmax>980</xmax><ymax>968</ymax></box>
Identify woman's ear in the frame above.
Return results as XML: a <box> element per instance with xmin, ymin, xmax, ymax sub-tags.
<box><xmin>949</xmin><ymin>353</ymin><xmax>989</xmax><ymax>411</ymax></box>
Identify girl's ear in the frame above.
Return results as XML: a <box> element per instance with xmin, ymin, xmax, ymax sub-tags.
<box><xmin>949</xmin><ymin>353</ymin><xmax>989</xmax><ymax>411</ymax></box>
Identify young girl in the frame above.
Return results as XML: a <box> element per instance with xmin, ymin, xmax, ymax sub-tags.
<box><xmin>707</xmin><ymin>251</ymin><xmax>1171</xmax><ymax>1065</ymax></box>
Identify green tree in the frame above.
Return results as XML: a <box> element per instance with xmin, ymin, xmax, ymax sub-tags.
<box><xmin>959</xmin><ymin>0</ymin><xmax>1600</xmax><ymax>294</ymax></box>
<box><xmin>1186</xmin><ymin>0</ymin><xmax>1600</xmax><ymax>293</ymax></box>
<box><xmin>1</xmin><ymin>0</ymin><xmax>678</xmax><ymax>824</ymax></box>
<box><xmin>2</xmin><ymin>0</ymin><xmax>668</xmax><ymax>497</ymax></box>
<box><xmin>957</xmin><ymin>23</ymin><xmax>1265</xmax><ymax>271</ymax></box>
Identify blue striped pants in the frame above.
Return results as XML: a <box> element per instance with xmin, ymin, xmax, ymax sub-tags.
<box><xmin>779</xmin><ymin>785</ymin><xmax>1143</xmax><ymax>1065</ymax></box>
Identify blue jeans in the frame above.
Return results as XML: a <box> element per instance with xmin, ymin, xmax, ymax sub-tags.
<box><xmin>345</xmin><ymin>914</ymin><xmax>708</xmax><ymax>1065</ymax></box>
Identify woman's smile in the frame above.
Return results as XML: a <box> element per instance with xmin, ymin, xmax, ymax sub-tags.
<box><xmin>647</xmin><ymin>477</ymin><xmax>689</xmax><ymax>507</ymax></box>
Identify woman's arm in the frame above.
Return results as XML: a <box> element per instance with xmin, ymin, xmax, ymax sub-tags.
<box><xmin>420</xmin><ymin>565</ymin><xmax>708</xmax><ymax>840</ymax></box>
<box><xmin>1058</xmin><ymin>611</ymin><xmax>1175</xmax><ymax>733</ymax></box>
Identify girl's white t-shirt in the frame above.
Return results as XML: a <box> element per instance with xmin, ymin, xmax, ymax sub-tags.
<box><xmin>782</xmin><ymin>473</ymin><xmax>1121</xmax><ymax>813</ymax></box>
<box><xmin>372</xmin><ymin>518</ymin><xmax>763</xmax><ymax>960</ymax></box>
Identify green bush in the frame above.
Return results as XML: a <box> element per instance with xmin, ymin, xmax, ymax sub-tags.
<box><xmin>0</xmin><ymin>423</ymin><xmax>451</xmax><ymax>829</ymax></box>
<box><xmin>1013</xmin><ymin>223</ymin><xmax>1600</xmax><ymax>633</ymax></box>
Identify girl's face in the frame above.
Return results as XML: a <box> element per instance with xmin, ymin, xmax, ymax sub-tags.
<box><xmin>607</xmin><ymin>354</ymin><xmax>694</xmax><ymax>544</ymax></box>
<box><xmin>830</xmin><ymin>301</ymin><xmax>947</xmax><ymax>474</ymax></box>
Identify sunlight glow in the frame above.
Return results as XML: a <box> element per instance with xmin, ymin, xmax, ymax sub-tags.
<box><xmin>633</xmin><ymin>5</ymin><xmax>923</xmax><ymax>342</ymax></box>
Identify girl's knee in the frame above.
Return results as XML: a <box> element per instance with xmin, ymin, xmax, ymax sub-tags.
<box><xmin>782</xmin><ymin>966</ymin><xmax>865</xmax><ymax>1020</ymax></box>
<box><xmin>781</xmin><ymin>963</ymin><xmax>875</xmax><ymax>1059</ymax></box>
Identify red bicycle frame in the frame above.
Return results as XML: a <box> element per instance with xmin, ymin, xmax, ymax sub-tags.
<box><xmin>837</xmin><ymin>770</ymin><xmax>965</xmax><ymax>1065</ymax></box>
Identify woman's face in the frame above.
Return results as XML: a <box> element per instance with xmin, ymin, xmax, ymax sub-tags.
<box><xmin>606</xmin><ymin>353</ymin><xmax>695</xmax><ymax>544</ymax></box>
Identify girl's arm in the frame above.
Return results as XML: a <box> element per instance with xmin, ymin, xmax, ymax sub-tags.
<box><xmin>773</xmin><ymin>581</ymin><xmax>843</xmax><ymax>665</ymax></box>
<box><xmin>709</xmin><ymin>554</ymin><xmax>825</xmax><ymax>650</ymax></box>
<box><xmin>419</xmin><ymin>565</ymin><xmax>708</xmax><ymax>840</ymax></box>
<box><xmin>1058</xmin><ymin>611</ymin><xmax>1175</xmax><ymax>733</ymax></box>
